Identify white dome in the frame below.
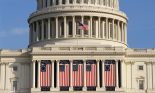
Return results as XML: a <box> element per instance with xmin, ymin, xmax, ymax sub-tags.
<box><xmin>28</xmin><ymin>0</ymin><xmax>127</xmax><ymax>48</ymax></box>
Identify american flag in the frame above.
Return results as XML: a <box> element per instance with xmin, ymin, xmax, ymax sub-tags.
<box><xmin>86</xmin><ymin>61</ymin><xmax>97</xmax><ymax>87</ymax></box>
<box><xmin>104</xmin><ymin>60</ymin><xmax>116</xmax><ymax>87</ymax></box>
<box><xmin>72</xmin><ymin>61</ymin><xmax>83</xmax><ymax>87</ymax></box>
<box><xmin>40</xmin><ymin>60</ymin><xmax>52</xmax><ymax>87</ymax></box>
<box><xmin>59</xmin><ymin>61</ymin><xmax>70</xmax><ymax>87</ymax></box>
<box><xmin>78</xmin><ymin>21</ymin><xmax>88</xmax><ymax>31</ymax></box>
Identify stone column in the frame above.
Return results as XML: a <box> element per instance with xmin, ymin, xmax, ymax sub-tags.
<box><xmin>59</xmin><ymin>0</ymin><xmax>62</xmax><ymax>5</ymax></box>
<box><xmin>98</xmin><ymin>17</ymin><xmax>101</xmax><ymax>38</ymax></box>
<box><xmin>83</xmin><ymin>60</ymin><xmax>87</xmax><ymax>91</ymax></box>
<box><xmin>105</xmin><ymin>18</ymin><xmax>109</xmax><ymax>39</ymax></box>
<box><xmin>95</xmin><ymin>19</ymin><xmax>99</xmax><ymax>38</ymax></box>
<box><xmin>124</xmin><ymin>23</ymin><xmax>127</xmax><ymax>44</ymax></box>
<box><xmin>146</xmin><ymin>62</ymin><xmax>153</xmax><ymax>90</ymax></box>
<box><xmin>121</xmin><ymin>60</ymin><xmax>126</xmax><ymax>89</ymax></box>
<box><xmin>72</xmin><ymin>16</ymin><xmax>75</xmax><ymax>37</ymax></box>
<box><xmin>153</xmin><ymin>62</ymin><xmax>155</xmax><ymax>89</ymax></box>
<box><xmin>48</xmin><ymin>18</ymin><xmax>51</xmax><ymax>40</ymax></box>
<box><xmin>88</xmin><ymin>19</ymin><xmax>91</xmax><ymax>38</ymax></box>
<box><xmin>56</xmin><ymin>60</ymin><xmax>60</xmax><ymax>89</ymax></box>
<box><xmin>38</xmin><ymin>60</ymin><xmax>41</xmax><ymax>88</ymax></box>
<box><xmin>69</xmin><ymin>60</ymin><xmax>73</xmax><ymax>91</ymax></box>
<box><xmin>32</xmin><ymin>61</ymin><xmax>36</xmax><ymax>88</ymax></box>
<box><xmin>56</xmin><ymin>17</ymin><xmax>58</xmax><ymax>38</ymax></box>
<box><xmin>64</xmin><ymin>16</ymin><xmax>67</xmax><ymax>38</ymax></box>
<box><xmin>66</xmin><ymin>0</ymin><xmax>69</xmax><ymax>4</ymax></box>
<box><xmin>41</xmin><ymin>20</ymin><xmax>44</xmax><ymax>40</ymax></box>
<box><xmin>97</xmin><ymin>60</ymin><xmax>100</xmax><ymax>88</ymax></box>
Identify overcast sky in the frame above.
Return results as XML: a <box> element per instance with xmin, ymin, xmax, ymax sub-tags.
<box><xmin>0</xmin><ymin>0</ymin><xmax>155</xmax><ymax>49</ymax></box>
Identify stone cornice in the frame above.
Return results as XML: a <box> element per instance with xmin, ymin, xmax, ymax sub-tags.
<box><xmin>28</xmin><ymin>5</ymin><xmax>127</xmax><ymax>23</ymax></box>
<box><xmin>126</xmin><ymin>48</ymin><xmax>155</xmax><ymax>57</ymax></box>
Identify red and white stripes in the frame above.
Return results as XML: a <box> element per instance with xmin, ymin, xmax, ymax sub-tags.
<box><xmin>40</xmin><ymin>62</ymin><xmax>52</xmax><ymax>87</ymax></box>
<box><xmin>104</xmin><ymin>61</ymin><xmax>116</xmax><ymax>87</ymax></box>
<box><xmin>86</xmin><ymin>62</ymin><xmax>97</xmax><ymax>87</ymax></box>
<box><xmin>72</xmin><ymin>64</ymin><xmax>83</xmax><ymax>87</ymax></box>
<box><xmin>59</xmin><ymin>63</ymin><xmax>70</xmax><ymax>87</ymax></box>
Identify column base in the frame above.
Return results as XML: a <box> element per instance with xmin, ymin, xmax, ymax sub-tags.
<box><xmin>69</xmin><ymin>87</ymin><xmax>73</xmax><ymax>91</ymax></box>
<box><xmin>50</xmin><ymin>87</ymin><xmax>60</xmax><ymax>91</ymax></box>
<box><xmin>31</xmin><ymin>88</ymin><xmax>41</xmax><ymax>91</ymax></box>
<box><xmin>96</xmin><ymin>87</ymin><xmax>106</xmax><ymax>91</ymax></box>
<box><xmin>83</xmin><ymin>87</ymin><xmax>87</xmax><ymax>91</ymax></box>
<box><xmin>115</xmin><ymin>87</ymin><xmax>124</xmax><ymax>92</ymax></box>
<box><xmin>50</xmin><ymin>87</ymin><xmax>60</xmax><ymax>92</ymax></box>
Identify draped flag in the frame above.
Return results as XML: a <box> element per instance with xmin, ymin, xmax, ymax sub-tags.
<box><xmin>78</xmin><ymin>21</ymin><xmax>88</xmax><ymax>31</ymax></box>
<box><xmin>59</xmin><ymin>61</ymin><xmax>70</xmax><ymax>87</ymax></box>
<box><xmin>104</xmin><ymin>60</ymin><xmax>116</xmax><ymax>87</ymax></box>
<box><xmin>40</xmin><ymin>60</ymin><xmax>52</xmax><ymax>87</ymax></box>
<box><xmin>72</xmin><ymin>61</ymin><xmax>83</xmax><ymax>87</ymax></box>
<box><xmin>86</xmin><ymin>61</ymin><xmax>97</xmax><ymax>87</ymax></box>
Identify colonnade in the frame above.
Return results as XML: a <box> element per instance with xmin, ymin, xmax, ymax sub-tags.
<box><xmin>32</xmin><ymin>60</ymin><xmax>122</xmax><ymax>91</ymax></box>
<box><xmin>29</xmin><ymin>16</ymin><xmax>127</xmax><ymax>44</ymax></box>
<box><xmin>37</xmin><ymin>0</ymin><xmax>119</xmax><ymax>10</ymax></box>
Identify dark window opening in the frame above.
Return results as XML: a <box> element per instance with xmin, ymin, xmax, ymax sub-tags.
<box><xmin>41</xmin><ymin>87</ymin><xmax>50</xmax><ymax>91</ymax></box>
<box><xmin>69</xmin><ymin>21</ymin><xmax>73</xmax><ymax>35</ymax></box>
<box><xmin>35</xmin><ymin>61</ymin><xmax>38</xmax><ymax>88</ymax></box>
<box><xmin>118</xmin><ymin>60</ymin><xmax>121</xmax><ymax>88</ymax></box>
<box><xmin>54</xmin><ymin>61</ymin><xmax>57</xmax><ymax>88</ymax></box>
<box><xmin>106</xmin><ymin>87</ymin><xmax>115</xmax><ymax>91</ymax></box>
<box><xmin>62</xmin><ymin>0</ymin><xmax>65</xmax><ymax>4</ymax></box>
<box><xmin>73</xmin><ymin>87</ymin><xmax>83</xmax><ymax>91</ymax></box>
<box><xmin>87</xmin><ymin>87</ymin><xmax>96</xmax><ymax>91</ymax></box>
<box><xmin>56</xmin><ymin>0</ymin><xmax>59</xmax><ymax>5</ymax></box>
<box><xmin>61</xmin><ymin>22</ymin><xmax>64</xmax><ymax>36</ymax></box>
<box><xmin>60</xmin><ymin>87</ymin><xmax>69</xmax><ymax>91</ymax></box>
<box><xmin>99</xmin><ymin>61</ymin><xmax>102</xmax><ymax>87</ymax></box>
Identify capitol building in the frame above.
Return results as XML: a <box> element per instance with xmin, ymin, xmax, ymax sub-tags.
<box><xmin>0</xmin><ymin>0</ymin><xmax>155</xmax><ymax>93</ymax></box>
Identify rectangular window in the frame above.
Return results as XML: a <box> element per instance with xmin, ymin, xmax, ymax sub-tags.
<box><xmin>110</xmin><ymin>22</ymin><xmax>113</xmax><ymax>38</ymax></box>
<box><xmin>13</xmin><ymin>66</ymin><xmax>18</xmax><ymax>71</ymax></box>
<box><xmin>69</xmin><ymin>21</ymin><xmax>73</xmax><ymax>35</ymax></box>
<box><xmin>139</xmin><ymin>80</ymin><xmax>144</xmax><ymax>90</ymax></box>
<box><xmin>69</xmin><ymin>0</ymin><xmax>73</xmax><ymax>4</ymax></box>
<box><xmin>138</xmin><ymin>66</ymin><xmax>143</xmax><ymax>70</ymax></box>
<box><xmin>13</xmin><ymin>81</ymin><xmax>17</xmax><ymax>92</ymax></box>
<box><xmin>62</xmin><ymin>0</ymin><xmax>65</xmax><ymax>4</ymax></box>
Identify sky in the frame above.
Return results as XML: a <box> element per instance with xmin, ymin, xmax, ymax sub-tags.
<box><xmin>0</xmin><ymin>0</ymin><xmax>155</xmax><ymax>49</ymax></box>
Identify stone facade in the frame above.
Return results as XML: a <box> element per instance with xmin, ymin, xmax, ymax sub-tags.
<box><xmin>0</xmin><ymin>0</ymin><xmax>155</xmax><ymax>93</ymax></box>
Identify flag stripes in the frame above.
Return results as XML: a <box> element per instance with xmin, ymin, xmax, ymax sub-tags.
<box><xmin>40</xmin><ymin>60</ymin><xmax>52</xmax><ymax>87</ymax></box>
<box><xmin>104</xmin><ymin>60</ymin><xmax>116</xmax><ymax>87</ymax></box>
<box><xmin>59</xmin><ymin>61</ymin><xmax>70</xmax><ymax>87</ymax></box>
<box><xmin>86</xmin><ymin>61</ymin><xmax>97</xmax><ymax>87</ymax></box>
<box><xmin>72</xmin><ymin>63</ymin><xmax>83</xmax><ymax>87</ymax></box>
